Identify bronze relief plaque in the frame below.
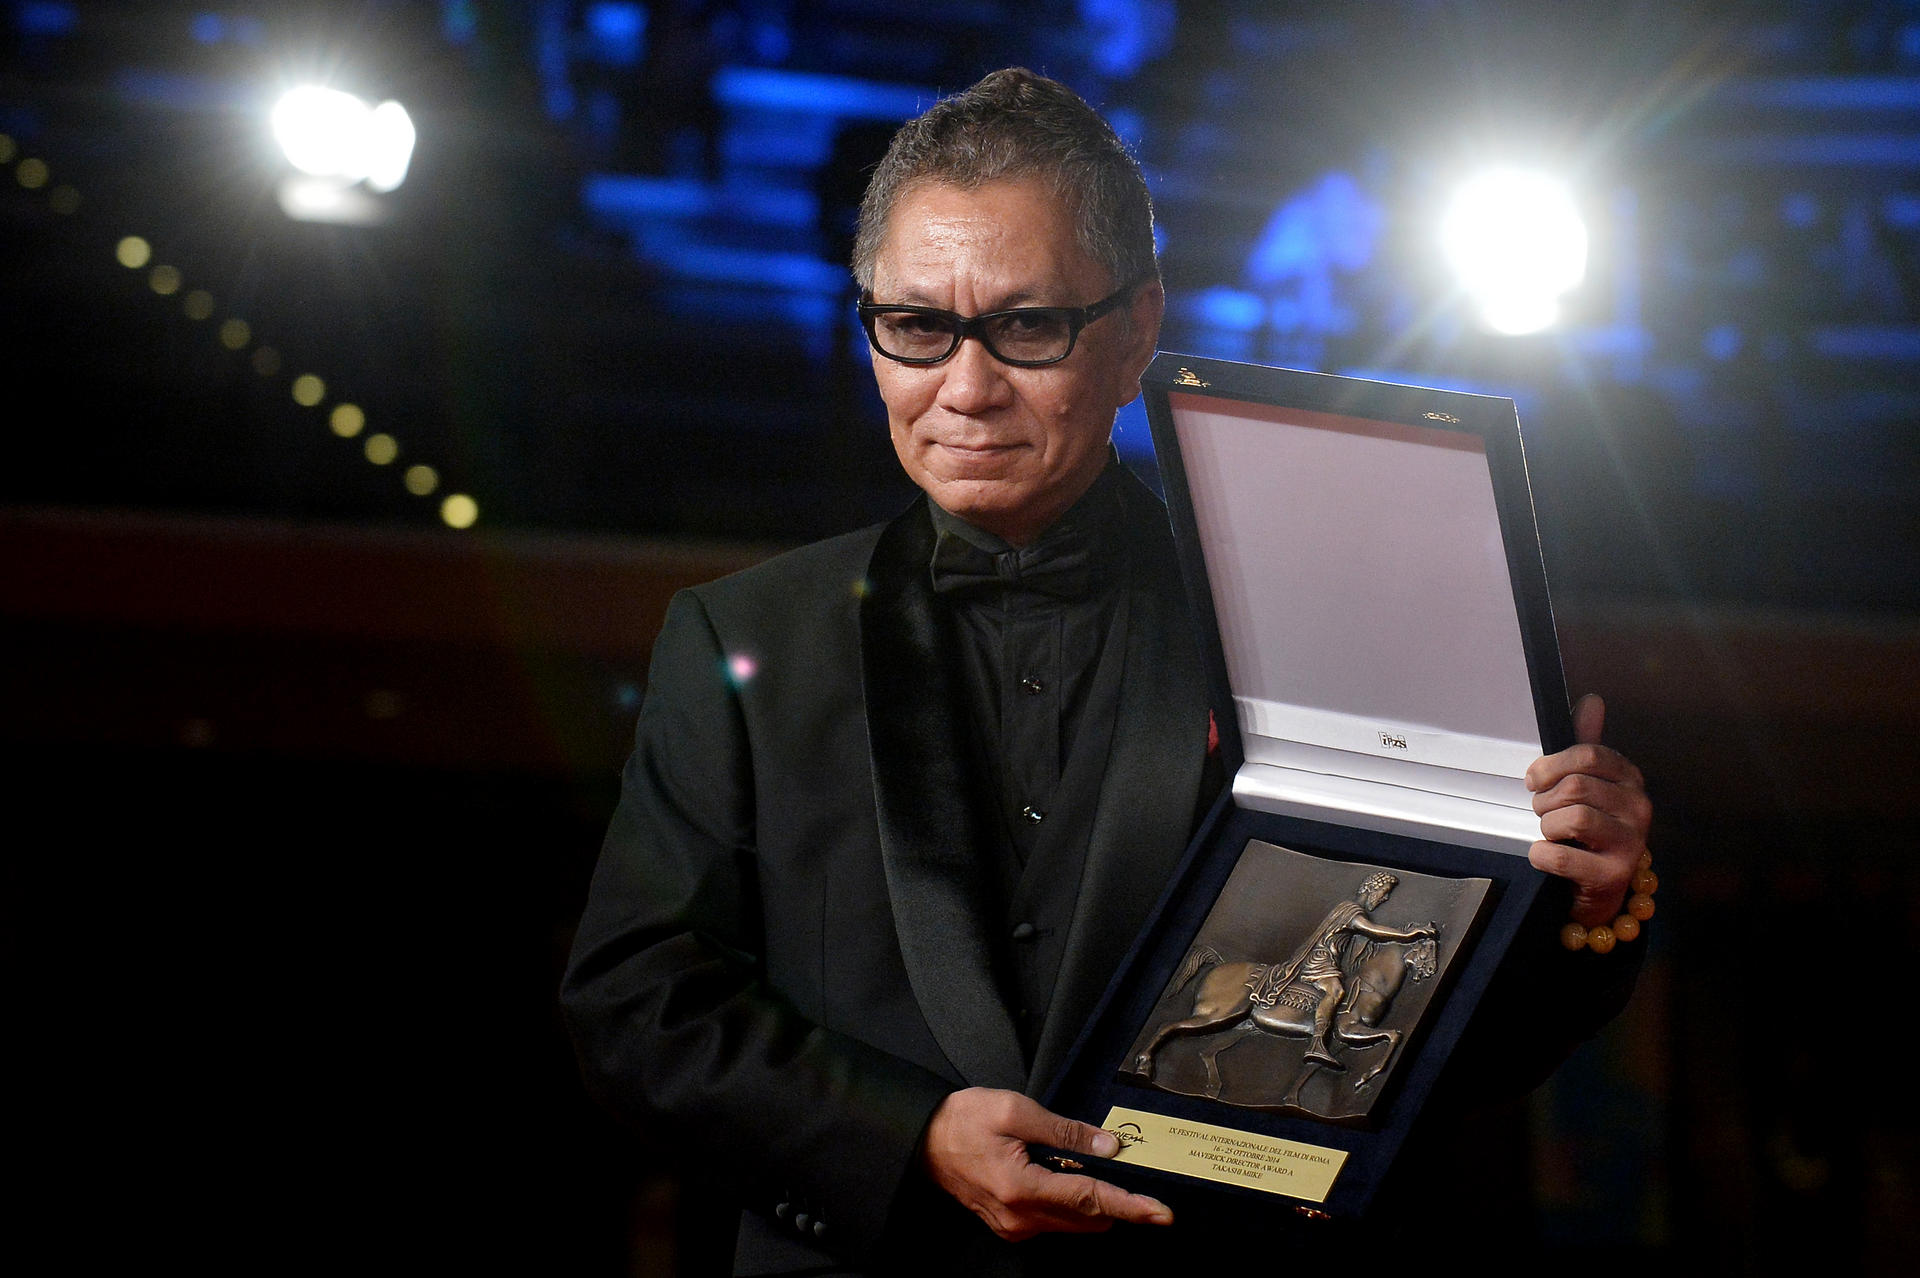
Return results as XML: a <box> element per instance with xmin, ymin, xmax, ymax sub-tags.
<box><xmin>1122</xmin><ymin>840</ymin><xmax>1491</xmax><ymax>1122</ymax></box>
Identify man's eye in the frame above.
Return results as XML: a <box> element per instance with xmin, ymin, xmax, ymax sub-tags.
<box><xmin>880</xmin><ymin>314</ymin><xmax>951</xmax><ymax>338</ymax></box>
<box><xmin>988</xmin><ymin>311</ymin><xmax>1067</xmax><ymax>342</ymax></box>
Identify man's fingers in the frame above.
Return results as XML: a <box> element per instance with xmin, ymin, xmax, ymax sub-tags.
<box><xmin>1028</xmin><ymin>1169</ymin><xmax>1172</xmax><ymax>1229</ymax></box>
<box><xmin>1528</xmin><ymin>793</ymin><xmax>1648</xmax><ymax>925</ymax></box>
<box><xmin>1528</xmin><ymin>834</ymin><xmax>1634</xmax><ymax>891</ymax></box>
<box><xmin>1528</xmin><ymin>838</ymin><xmax>1635</xmax><ymax>926</ymax></box>
<box><xmin>984</xmin><ymin>1166</ymin><xmax>1173</xmax><ymax>1240</ymax></box>
<box><xmin>1530</xmin><ymin>768</ymin><xmax>1654</xmax><ymax>856</ymax></box>
<box><xmin>1533</xmin><ymin>787</ymin><xmax>1651</xmax><ymax>845</ymax></box>
<box><xmin>920</xmin><ymin>1088</ymin><xmax>1175</xmax><ymax>1241</ymax></box>
<box><xmin>1526</xmin><ymin>742</ymin><xmax>1645</xmax><ymax>794</ymax></box>
<box><xmin>1522</xmin><ymin>692</ymin><xmax>1656</xmax><ymax>928</ymax></box>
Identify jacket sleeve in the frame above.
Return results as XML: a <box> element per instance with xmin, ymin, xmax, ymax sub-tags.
<box><xmin>1433</xmin><ymin>885</ymin><xmax>1644</xmax><ymax>1113</ymax></box>
<box><xmin>559</xmin><ymin>589</ymin><xmax>955</xmax><ymax>1262</ymax></box>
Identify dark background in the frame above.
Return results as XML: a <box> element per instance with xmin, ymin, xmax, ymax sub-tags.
<box><xmin>4</xmin><ymin>2</ymin><xmax>1916</xmax><ymax>1273</ymax></box>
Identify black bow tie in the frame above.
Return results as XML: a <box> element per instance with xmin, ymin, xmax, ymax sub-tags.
<box><xmin>929</xmin><ymin>527</ymin><xmax>1093</xmax><ymax>600</ymax></box>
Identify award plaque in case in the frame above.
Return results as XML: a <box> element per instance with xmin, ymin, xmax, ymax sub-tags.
<box><xmin>1041</xmin><ymin>354</ymin><xmax>1574</xmax><ymax>1220</ymax></box>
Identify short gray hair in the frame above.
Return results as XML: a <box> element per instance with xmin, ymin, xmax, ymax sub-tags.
<box><xmin>851</xmin><ymin>67</ymin><xmax>1159</xmax><ymax>296</ymax></box>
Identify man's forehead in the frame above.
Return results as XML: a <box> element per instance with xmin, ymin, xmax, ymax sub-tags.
<box><xmin>871</xmin><ymin>178</ymin><xmax>1100</xmax><ymax>301</ymax></box>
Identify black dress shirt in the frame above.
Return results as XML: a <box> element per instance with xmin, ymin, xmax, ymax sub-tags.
<box><xmin>926</xmin><ymin>461</ymin><xmax>1135</xmax><ymax>1061</ymax></box>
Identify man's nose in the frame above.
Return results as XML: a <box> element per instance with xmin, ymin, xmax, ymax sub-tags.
<box><xmin>934</xmin><ymin>333</ymin><xmax>1015</xmax><ymax>414</ymax></box>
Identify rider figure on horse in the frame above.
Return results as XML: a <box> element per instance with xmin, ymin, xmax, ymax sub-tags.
<box><xmin>1273</xmin><ymin>873</ymin><xmax>1436</xmax><ymax>1068</ymax></box>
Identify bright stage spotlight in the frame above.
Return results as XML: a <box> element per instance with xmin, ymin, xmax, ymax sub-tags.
<box><xmin>270</xmin><ymin>86</ymin><xmax>416</xmax><ymax>222</ymax></box>
<box><xmin>271</xmin><ymin>87</ymin><xmax>415</xmax><ymax>191</ymax></box>
<box><xmin>1440</xmin><ymin>169</ymin><xmax>1587</xmax><ymax>335</ymax></box>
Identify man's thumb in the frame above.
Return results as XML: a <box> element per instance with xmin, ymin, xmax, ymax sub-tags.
<box><xmin>1572</xmin><ymin>692</ymin><xmax>1606</xmax><ymax>745</ymax></box>
<box><xmin>1058</xmin><ymin>1118</ymin><xmax>1119</xmax><ymax>1159</ymax></box>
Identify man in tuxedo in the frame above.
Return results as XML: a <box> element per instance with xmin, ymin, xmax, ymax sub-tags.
<box><xmin>562</xmin><ymin>68</ymin><xmax>1652</xmax><ymax>1276</ymax></box>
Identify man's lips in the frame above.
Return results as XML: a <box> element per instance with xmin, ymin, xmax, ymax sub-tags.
<box><xmin>929</xmin><ymin>441</ymin><xmax>1026</xmax><ymax>474</ymax></box>
<box><xmin>932</xmin><ymin>440</ymin><xmax>1023</xmax><ymax>455</ymax></box>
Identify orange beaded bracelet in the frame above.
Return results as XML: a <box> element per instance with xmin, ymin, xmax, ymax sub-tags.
<box><xmin>1560</xmin><ymin>853</ymin><xmax>1657</xmax><ymax>954</ymax></box>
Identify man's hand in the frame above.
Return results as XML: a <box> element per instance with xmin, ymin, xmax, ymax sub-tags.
<box><xmin>1525</xmin><ymin>694</ymin><xmax>1654</xmax><ymax>928</ymax></box>
<box><xmin>919</xmin><ymin>1087</ymin><xmax>1173</xmax><ymax>1242</ymax></box>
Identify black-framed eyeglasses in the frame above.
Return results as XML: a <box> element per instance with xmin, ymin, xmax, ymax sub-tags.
<box><xmin>856</xmin><ymin>279</ymin><xmax>1140</xmax><ymax>368</ymax></box>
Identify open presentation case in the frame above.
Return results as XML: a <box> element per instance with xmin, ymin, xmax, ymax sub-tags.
<box><xmin>1042</xmin><ymin>353</ymin><xmax>1574</xmax><ymax>1220</ymax></box>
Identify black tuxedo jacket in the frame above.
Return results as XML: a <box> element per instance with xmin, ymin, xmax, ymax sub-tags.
<box><xmin>562</xmin><ymin>475</ymin><xmax>1215</xmax><ymax>1274</ymax></box>
<box><xmin>561</xmin><ymin>473</ymin><xmax>1638</xmax><ymax>1275</ymax></box>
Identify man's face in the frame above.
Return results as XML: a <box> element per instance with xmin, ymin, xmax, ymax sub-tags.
<box><xmin>866</xmin><ymin>178</ymin><xmax>1163</xmax><ymax>546</ymax></box>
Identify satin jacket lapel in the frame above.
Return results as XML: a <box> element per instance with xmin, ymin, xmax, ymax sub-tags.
<box><xmin>1029</xmin><ymin>481</ymin><xmax>1210</xmax><ymax>1088</ymax></box>
<box><xmin>861</xmin><ymin>501</ymin><xmax>1027</xmax><ymax>1091</ymax></box>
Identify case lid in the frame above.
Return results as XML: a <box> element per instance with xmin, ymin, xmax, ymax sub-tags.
<box><xmin>1144</xmin><ymin>356</ymin><xmax>1572</xmax><ymax>855</ymax></box>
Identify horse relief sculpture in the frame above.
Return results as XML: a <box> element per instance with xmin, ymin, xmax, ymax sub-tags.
<box><xmin>1123</xmin><ymin>843</ymin><xmax>1491</xmax><ymax>1122</ymax></box>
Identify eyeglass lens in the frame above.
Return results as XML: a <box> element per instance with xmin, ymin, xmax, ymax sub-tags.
<box><xmin>868</xmin><ymin>308</ymin><xmax>1077</xmax><ymax>364</ymax></box>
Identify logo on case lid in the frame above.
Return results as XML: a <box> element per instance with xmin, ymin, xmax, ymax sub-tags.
<box><xmin>1172</xmin><ymin>367</ymin><xmax>1210</xmax><ymax>387</ymax></box>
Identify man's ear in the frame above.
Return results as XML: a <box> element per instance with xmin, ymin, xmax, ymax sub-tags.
<box><xmin>1114</xmin><ymin>278</ymin><xmax>1165</xmax><ymax>403</ymax></box>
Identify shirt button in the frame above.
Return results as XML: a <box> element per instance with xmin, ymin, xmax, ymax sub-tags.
<box><xmin>1011</xmin><ymin>921</ymin><xmax>1037</xmax><ymax>941</ymax></box>
<box><xmin>812</xmin><ymin>1220</ymin><xmax>828</xmax><ymax>1239</ymax></box>
<box><xmin>1020</xmin><ymin>676</ymin><xmax>1044</xmax><ymax>695</ymax></box>
<box><xmin>794</xmin><ymin>1213</ymin><xmax>812</xmax><ymax>1233</ymax></box>
<box><xmin>1020</xmin><ymin>805</ymin><xmax>1044</xmax><ymax>824</ymax></box>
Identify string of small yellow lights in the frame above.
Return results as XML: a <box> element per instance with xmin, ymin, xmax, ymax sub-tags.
<box><xmin>4</xmin><ymin>132</ymin><xmax>481</xmax><ymax>531</ymax></box>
